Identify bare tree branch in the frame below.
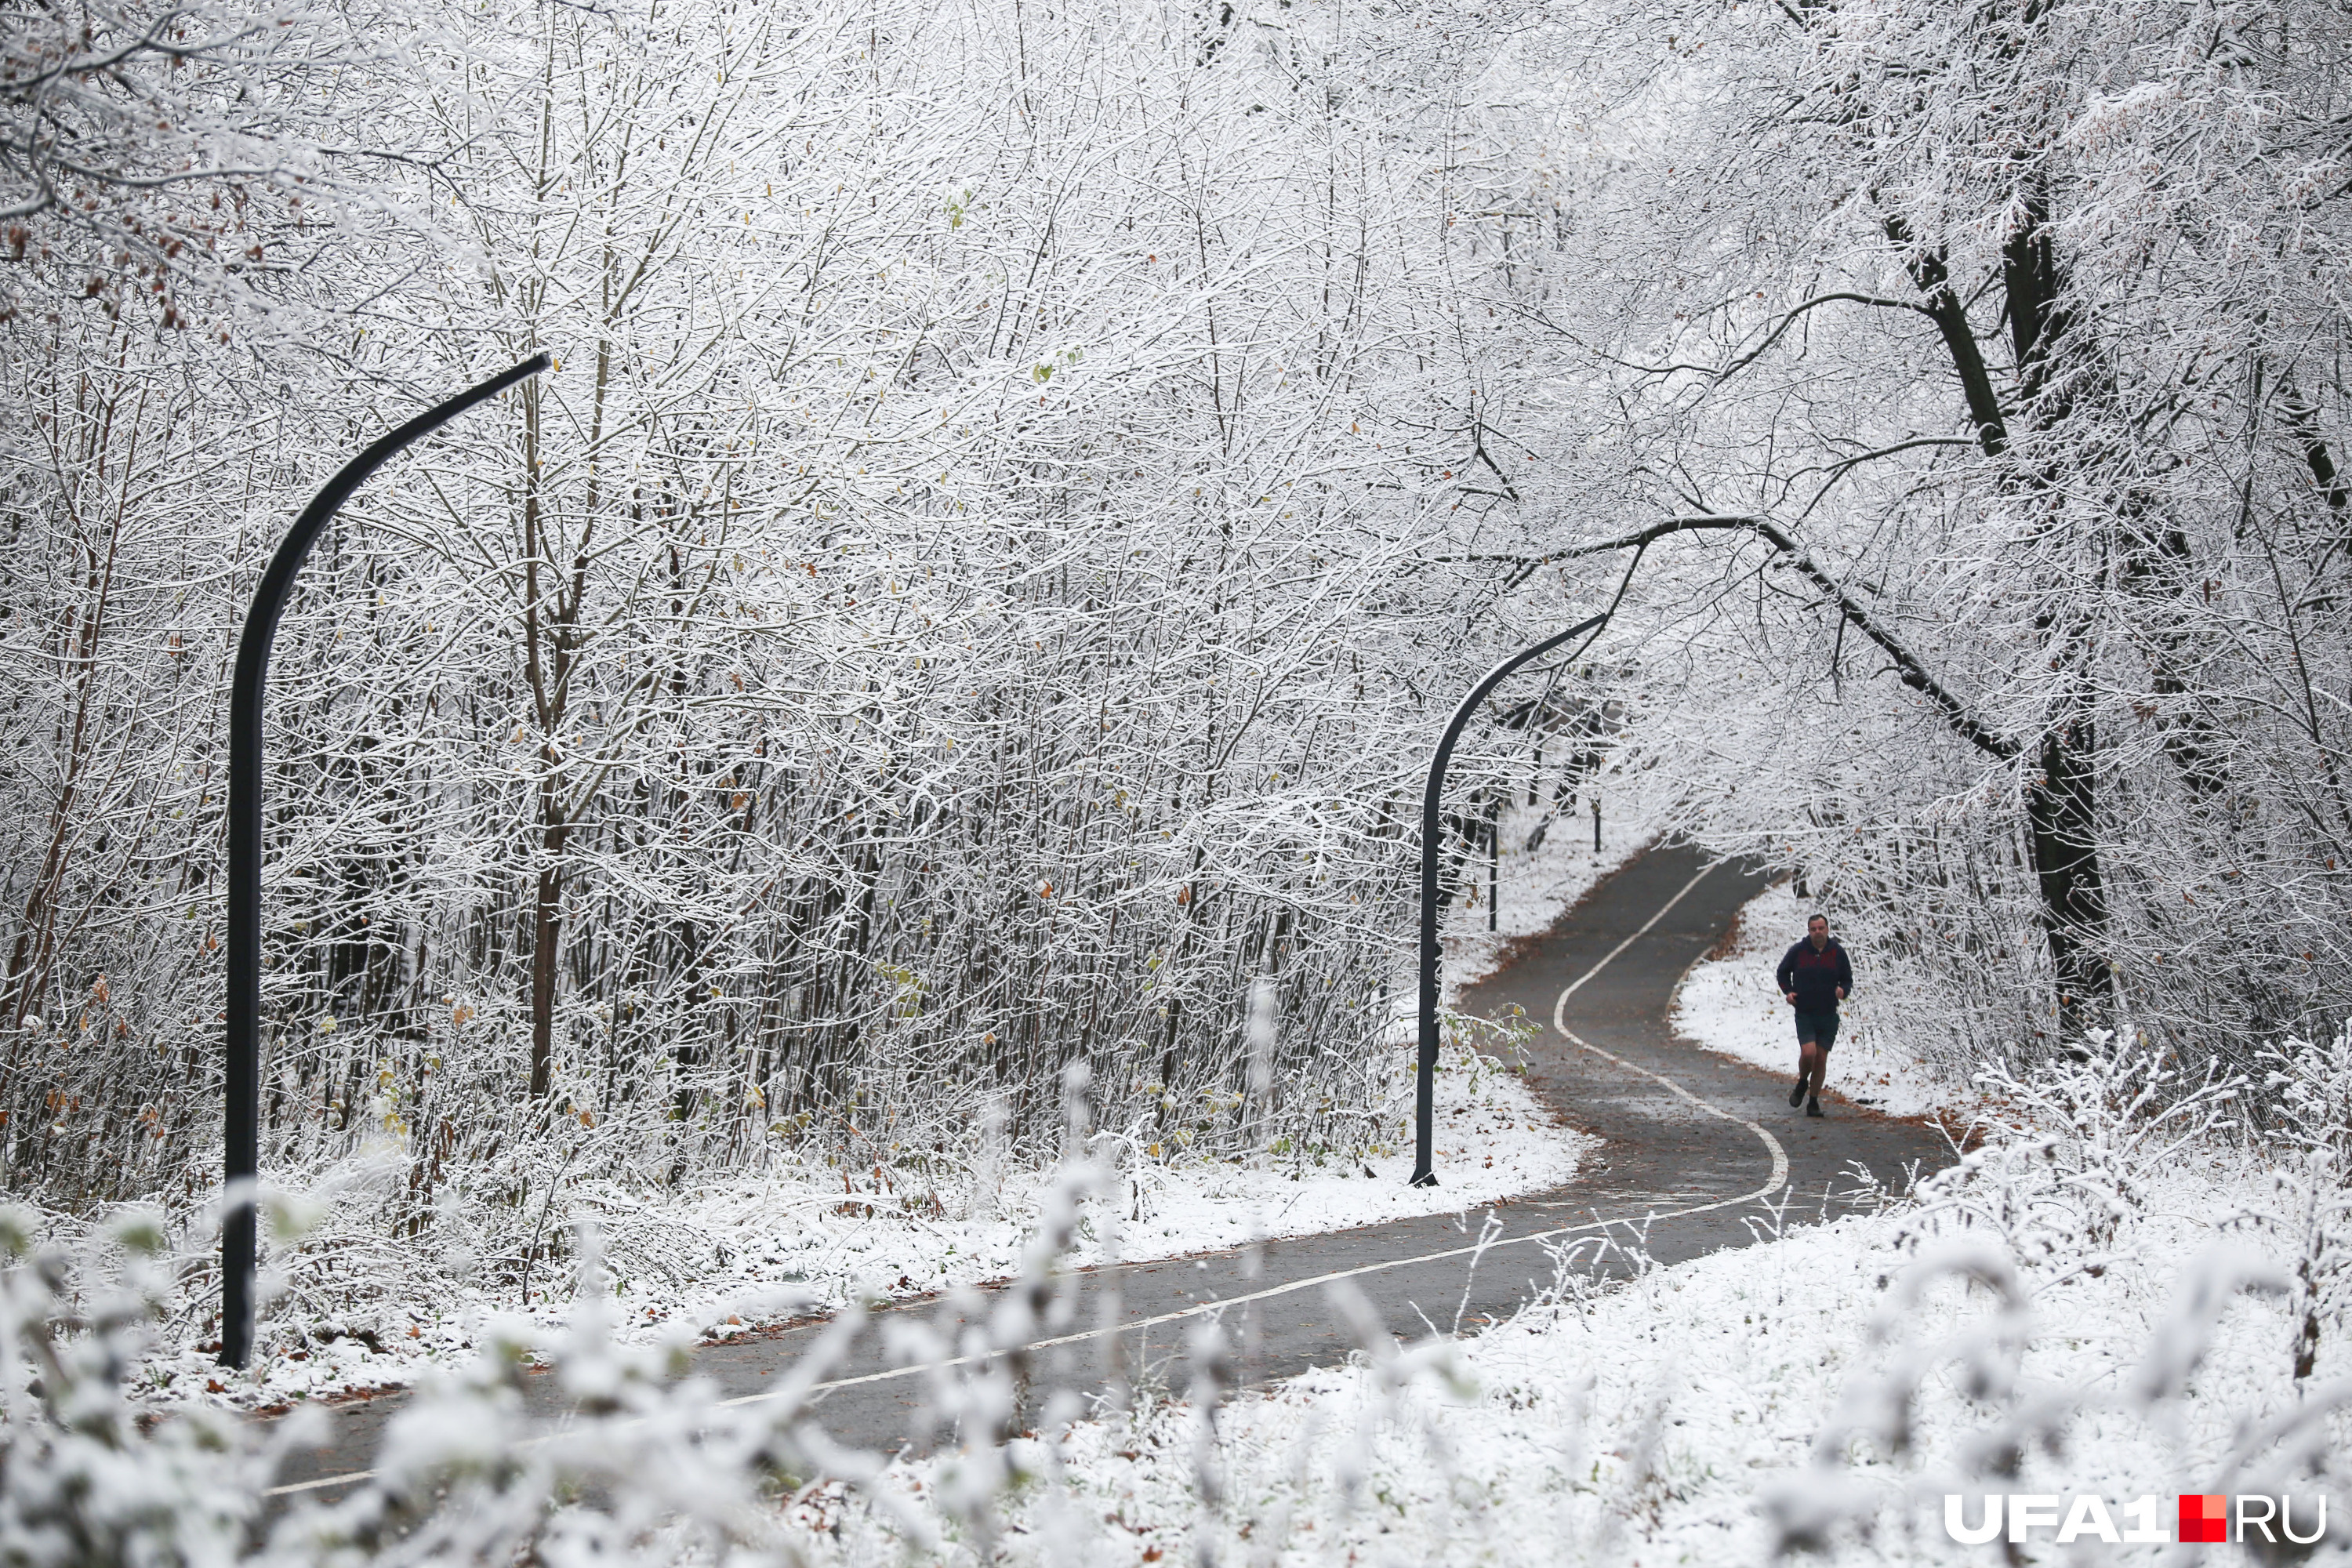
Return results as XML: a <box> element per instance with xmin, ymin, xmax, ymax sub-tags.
<box><xmin>1563</xmin><ymin>515</ymin><xmax>2020</xmax><ymax>763</ymax></box>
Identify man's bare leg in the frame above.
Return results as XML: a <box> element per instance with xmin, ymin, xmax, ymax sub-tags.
<box><xmin>1799</xmin><ymin>1042</ymin><xmax>1824</xmax><ymax>1099</ymax></box>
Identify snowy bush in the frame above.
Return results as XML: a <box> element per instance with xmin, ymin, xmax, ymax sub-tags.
<box><xmin>2253</xmin><ymin>1028</ymin><xmax>2352</xmax><ymax>1387</ymax></box>
<box><xmin>12</xmin><ymin>1044</ymin><xmax>2352</xmax><ymax>1567</ymax></box>
<box><xmin>2</xmin><ymin>1150</ymin><xmax>1467</xmax><ymax>1567</ymax></box>
<box><xmin>1915</xmin><ymin>1039</ymin><xmax>2241</xmax><ymax>1265</ymax></box>
<box><xmin>1759</xmin><ymin>1046</ymin><xmax>2352</xmax><ymax>1559</ymax></box>
<box><xmin>0</xmin><ymin>1181</ymin><xmax>1084</xmax><ymax>1566</ymax></box>
<box><xmin>0</xmin><ymin>1207</ymin><xmax>269</xmax><ymax>1568</ymax></box>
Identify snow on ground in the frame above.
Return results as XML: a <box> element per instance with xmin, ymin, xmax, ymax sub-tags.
<box><xmin>1000</xmin><ymin>1168</ymin><xmax>2327</xmax><ymax>1566</ymax></box>
<box><xmin>853</xmin><ymin>878</ymin><xmax>2339</xmax><ymax>1565</ymax></box>
<box><xmin>1673</xmin><ymin>877</ymin><xmax>1977</xmax><ymax>1119</ymax></box>
<box><xmin>1120</xmin><ymin>1040</ymin><xmax>1588</xmax><ymax>1256</ymax></box>
<box><xmin>937</xmin><ymin>1101</ymin><xmax>2339</xmax><ymax>1566</ymax></box>
<box><xmin>143</xmin><ymin>1037</ymin><xmax>1589</xmax><ymax>1411</ymax></box>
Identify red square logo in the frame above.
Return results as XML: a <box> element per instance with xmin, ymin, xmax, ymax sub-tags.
<box><xmin>2180</xmin><ymin>1494</ymin><xmax>2229</xmax><ymax>1544</ymax></box>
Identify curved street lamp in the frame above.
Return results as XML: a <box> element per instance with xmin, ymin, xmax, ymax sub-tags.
<box><xmin>221</xmin><ymin>353</ymin><xmax>550</xmax><ymax>1369</ymax></box>
<box><xmin>1410</xmin><ymin>612</ymin><xmax>1610</xmax><ymax>1187</ymax></box>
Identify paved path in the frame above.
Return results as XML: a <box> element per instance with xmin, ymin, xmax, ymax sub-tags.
<box><xmin>268</xmin><ymin>841</ymin><xmax>1956</xmax><ymax>1499</ymax></box>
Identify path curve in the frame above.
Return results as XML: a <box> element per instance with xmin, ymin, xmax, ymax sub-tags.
<box><xmin>267</xmin><ymin>841</ymin><xmax>1955</xmax><ymax>1497</ymax></box>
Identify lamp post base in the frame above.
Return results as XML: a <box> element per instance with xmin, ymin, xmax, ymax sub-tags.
<box><xmin>1408</xmin><ymin>1169</ymin><xmax>1439</xmax><ymax>1188</ymax></box>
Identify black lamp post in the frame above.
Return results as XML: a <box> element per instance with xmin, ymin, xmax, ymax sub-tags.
<box><xmin>1410</xmin><ymin>612</ymin><xmax>1608</xmax><ymax>1187</ymax></box>
<box><xmin>220</xmin><ymin>354</ymin><xmax>550</xmax><ymax>1370</ymax></box>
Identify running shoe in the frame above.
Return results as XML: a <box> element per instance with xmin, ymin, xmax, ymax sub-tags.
<box><xmin>1789</xmin><ymin>1080</ymin><xmax>1807</xmax><ymax>1109</ymax></box>
<box><xmin>1806</xmin><ymin>1097</ymin><xmax>1824</xmax><ymax>1117</ymax></box>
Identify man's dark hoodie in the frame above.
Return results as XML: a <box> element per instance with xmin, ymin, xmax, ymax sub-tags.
<box><xmin>1776</xmin><ymin>935</ymin><xmax>1853</xmax><ymax>1012</ymax></box>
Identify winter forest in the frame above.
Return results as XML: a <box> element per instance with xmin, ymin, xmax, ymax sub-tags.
<box><xmin>6</xmin><ymin>0</ymin><xmax>2352</xmax><ymax>1562</ymax></box>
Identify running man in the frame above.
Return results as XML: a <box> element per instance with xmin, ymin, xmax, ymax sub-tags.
<box><xmin>1776</xmin><ymin>913</ymin><xmax>1853</xmax><ymax>1117</ymax></box>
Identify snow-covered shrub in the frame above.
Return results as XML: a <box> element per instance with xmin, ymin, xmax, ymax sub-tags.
<box><xmin>4</xmin><ymin>1149</ymin><xmax>1479</xmax><ymax>1567</ymax></box>
<box><xmin>0</xmin><ymin>1206</ymin><xmax>271</xmax><ymax>1567</ymax></box>
<box><xmin>2252</xmin><ymin>1028</ymin><xmax>2352</xmax><ymax>1386</ymax></box>
<box><xmin>1919</xmin><ymin>1039</ymin><xmax>2238</xmax><ymax>1265</ymax></box>
<box><xmin>1</xmin><ymin>1192</ymin><xmax>978</xmax><ymax>1565</ymax></box>
<box><xmin>1759</xmin><ymin>1044</ymin><xmax>2352</xmax><ymax>1559</ymax></box>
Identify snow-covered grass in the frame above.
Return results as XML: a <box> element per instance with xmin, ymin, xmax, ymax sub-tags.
<box><xmin>911</xmin><ymin>1049</ymin><xmax>2352</xmax><ymax>1566</ymax></box>
<box><xmin>131</xmin><ymin>1035</ymin><xmax>1588</xmax><ymax>1412</ymax></box>
<box><xmin>56</xmin><ymin>785</ymin><xmax>2349</xmax><ymax>1567</ymax></box>
<box><xmin>1005</xmin><ymin>1165</ymin><xmax>2338</xmax><ymax>1566</ymax></box>
<box><xmin>1674</xmin><ymin>877</ymin><xmax>1979</xmax><ymax>1119</ymax></box>
<box><xmin>13</xmin><ymin>1040</ymin><xmax>2350</xmax><ymax>1566</ymax></box>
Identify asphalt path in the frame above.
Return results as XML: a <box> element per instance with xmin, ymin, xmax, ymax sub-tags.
<box><xmin>266</xmin><ymin>840</ymin><xmax>1958</xmax><ymax>1500</ymax></box>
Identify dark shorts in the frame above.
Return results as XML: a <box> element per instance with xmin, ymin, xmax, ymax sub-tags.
<box><xmin>1794</xmin><ymin>1008</ymin><xmax>1840</xmax><ymax>1050</ymax></box>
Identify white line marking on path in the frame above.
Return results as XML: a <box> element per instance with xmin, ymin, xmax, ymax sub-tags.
<box><xmin>1548</xmin><ymin>859</ymin><xmax>1791</xmax><ymax>1202</ymax></box>
<box><xmin>267</xmin><ymin>861</ymin><xmax>1789</xmax><ymax>1498</ymax></box>
<box><xmin>1549</xmin><ymin>860</ymin><xmax>1717</xmax><ymax>1027</ymax></box>
<box><xmin>1553</xmin><ymin>1029</ymin><xmax>1790</xmax><ymax>1201</ymax></box>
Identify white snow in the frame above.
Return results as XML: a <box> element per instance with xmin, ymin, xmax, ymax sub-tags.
<box><xmin>830</xmin><ymin>887</ymin><xmax>2338</xmax><ymax>1566</ymax></box>
<box><xmin>1672</xmin><ymin>877</ymin><xmax>1977</xmax><ymax>1119</ymax></box>
<box><xmin>994</xmin><ymin>1163</ymin><xmax>2325</xmax><ymax>1567</ymax></box>
<box><xmin>1116</xmin><ymin>1042</ymin><xmax>1590</xmax><ymax>1254</ymax></box>
<box><xmin>927</xmin><ymin>1072</ymin><xmax>2338</xmax><ymax>1567</ymax></box>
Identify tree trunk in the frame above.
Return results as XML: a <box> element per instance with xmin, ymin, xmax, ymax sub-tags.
<box><xmin>2027</xmin><ymin>722</ymin><xmax>2108</xmax><ymax>1041</ymax></box>
<box><xmin>1889</xmin><ymin>191</ymin><xmax>2128</xmax><ymax>1039</ymax></box>
<box><xmin>529</xmin><ymin>837</ymin><xmax>564</xmax><ymax>1101</ymax></box>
